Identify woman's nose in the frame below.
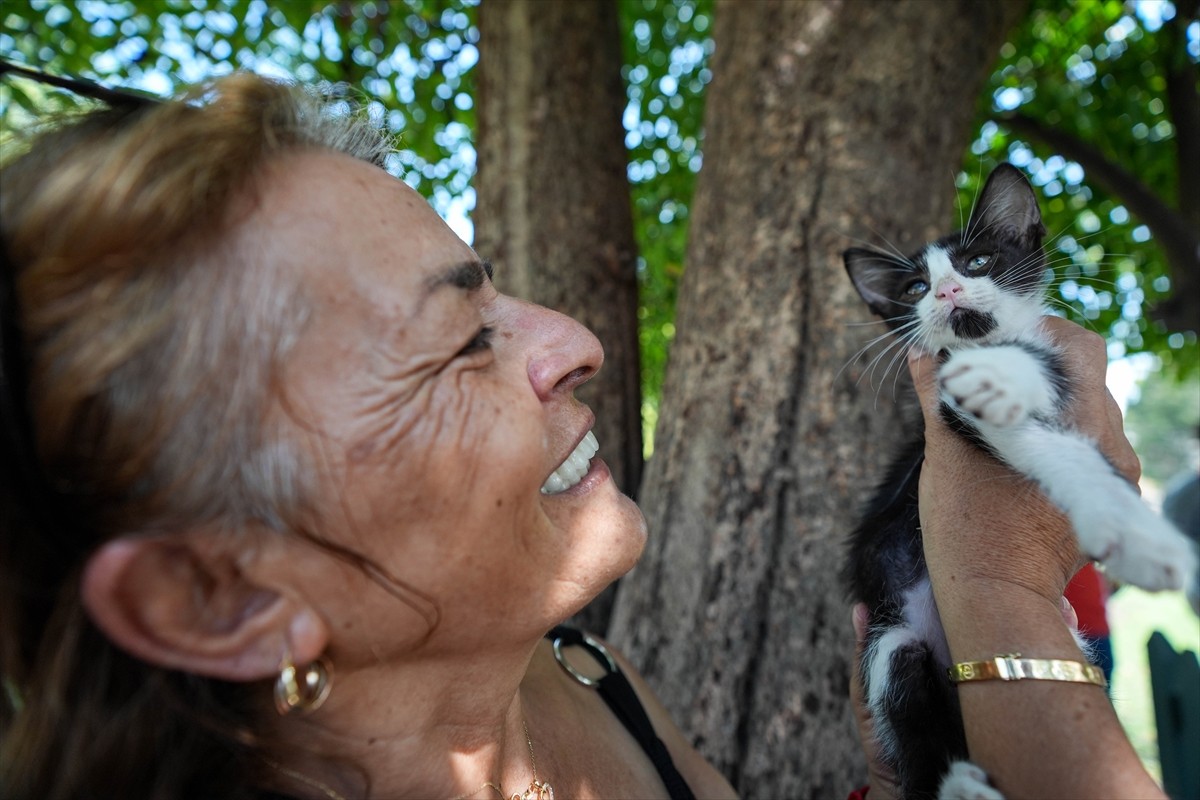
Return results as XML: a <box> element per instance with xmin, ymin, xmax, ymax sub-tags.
<box><xmin>522</xmin><ymin>303</ymin><xmax>604</xmax><ymax>401</ymax></box>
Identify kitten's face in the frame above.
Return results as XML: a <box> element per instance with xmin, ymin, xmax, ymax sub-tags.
<box><xmin>883</xmin><ymin>235</ymin><xmax>1046</xmax><ymax>351</ymax></box>
<box><xmin>845</xmin><ymin>164</ymin><xmax>1049</xmax><ymax>354</ymax></box>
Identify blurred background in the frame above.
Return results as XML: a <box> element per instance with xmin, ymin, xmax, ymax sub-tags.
<box><xmin>2</xmin><ymin>0</ymin><xmax>1197</xmax><ymax>789</ymax></box>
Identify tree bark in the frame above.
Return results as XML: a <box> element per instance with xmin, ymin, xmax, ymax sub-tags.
<box><xmin>474</xmin><ymin>0</ymin><xmax>643</xmax><ymax>631</ymax></box>
<box><xmin>609</xmin><ymin>1</ymin><xmax>1027</xmax><ymax>797</ymax></box>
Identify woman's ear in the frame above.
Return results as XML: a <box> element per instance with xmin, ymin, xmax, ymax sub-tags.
<box><xmin>80</xmin><ymin>531</ymin><xmax>328</xmax><ymax>681</ymax></box>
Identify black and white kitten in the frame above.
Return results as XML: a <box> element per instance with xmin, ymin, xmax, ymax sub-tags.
<box><xmin>842</xmin><ymin>163</ymin><xmax>1197</xmax><ymax>800</ymax></box>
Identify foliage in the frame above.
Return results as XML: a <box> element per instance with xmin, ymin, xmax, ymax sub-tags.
<box><xmin>617</xmin><ymin>0</ymin><xmax>712</xmax><ymax>448</ymax></box>
<box><xmin>1124</xmin><ymin>366</ymin><xmax>1200</xmax><ymax>483</ymax></box>
<box><xmin>0</xmin><ymin>0</ymin><xmax>715</xmax><ymax>449</ymax></box>
<box><xmin>0</xmin><ymin>0</ymin><xmax>478</xmax><ymax>225</ymax></box>
<box><xmin>962</xmin><ymin>0</ymin><xmax>1199</xmax><ymax>376</ymax></box>
<box><xmin>1</xmin><ymin>0</ymin><xmax>1193</xmax><ymax>415</ymax></box>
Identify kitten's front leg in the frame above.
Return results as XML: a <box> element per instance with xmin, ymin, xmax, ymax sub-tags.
<box><xmin>991</xmin><ymin>426</ymin><xmax>1198</xmax><ymax>592</ymax></box>
<box><xmin>939</xmin><ymin>344</ymin><xmax>1061</xmax><ymax>427</ymax></box>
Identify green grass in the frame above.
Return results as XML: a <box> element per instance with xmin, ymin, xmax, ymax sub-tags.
<box><xmin>1109</xmin><ymin>587</ymin><xmax>1200</xmax><ymax>784</ymax></box>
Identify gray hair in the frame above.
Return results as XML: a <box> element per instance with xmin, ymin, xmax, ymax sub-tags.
<box><xmin>3</xmin><ymin>73</ymin><xmax>393</xmax><ymax>539</ymax></box>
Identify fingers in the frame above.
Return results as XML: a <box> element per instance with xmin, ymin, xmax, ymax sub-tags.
<box><xmin>849</xmin><ymin>603</ymin><xmax>902</xmax><ymax>800</ymax></box>
<box><xmin>1039</xmin><ymin>317</ymin><xmax>1141</xmax><ymax>485</ymax></box>
<box><xmin>913</xmin><ymin>317</ymin><xmax>1140</xmax><ymax>487</ymax></box>
<box><xmin>849</xmin><ymin>604</ymin><xmax>876</xmax><ymax>740</ymax></box>
<box><xmin>853</xmin><ymin>602</ymin><xmax>868</xmax><ymax>644</ymax></box>
<box><xmin>909</xmin><ymin>320</ymin><xmax>1086</xmax><ymax>601</ymax></box>
<box><xmin>1097</xmin><ymin>386</ymin><xmax>1140</xmax><ymax>485</ymax></box>
<box><xmin>849</xmin><ymin>603</ymin><xmax>868</xmax><ymax>715</ymax></box>
<box><xmin>1038</xmin><ymin>315</ymin><xmax>1105</xmax><ymax>356</ymax></box>
<box><xmin>907</xmin><ymin>349</ymin><xmax>939</xmax><ymax>417</ymax></box>
<box><xmin>907</xmin><ymin>350</ymin><xmax>975</xmax><ymax>462</ymax></box>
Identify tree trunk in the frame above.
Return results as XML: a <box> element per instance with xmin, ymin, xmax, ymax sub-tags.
<box><xmin>609</xmin><ymin>1</ymin><xmax>1027</xmax><ymax>797</ymax></box>
<box><xmin>474</xmin><ymin>0</ymin><xmax>643</xmax><ymax>632</ymax></box>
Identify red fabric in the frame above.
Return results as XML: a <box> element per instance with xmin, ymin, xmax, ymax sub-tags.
<box><xmin>1064</xmin><ymin>562</ymin><xmax>1110</xmax><ymax>637</ymax></box>
<box><xmin>847</xmin><ymin>786</ymin><xmax>870</xmax><ymax>800</ymax></box>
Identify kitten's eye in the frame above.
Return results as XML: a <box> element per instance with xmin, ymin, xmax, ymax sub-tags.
<box><xmin>905</xmin><ymin>280</ymin><xmax>929</xmax><ymax>297</ymax></box>
<box><xmin>458</xmin><ymin>326</ymin><xmax>494</xmax><ymax>356</ymax></box>
<box><xmin>968</xmin><ymin>254</ymin><xmax>993</xmax><ymax>272</ymax></box>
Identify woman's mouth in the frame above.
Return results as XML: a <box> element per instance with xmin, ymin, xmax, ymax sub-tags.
<box><xmin>540</xmin><ymin>431</ymin><xmax>599</xmax><ymax>495</ymax></box>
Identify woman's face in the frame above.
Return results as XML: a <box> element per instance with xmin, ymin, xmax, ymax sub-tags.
<box><xmin>248</xmin><ymin>150</ymin><xmax>646</xmax><ymax>658</ymax></box>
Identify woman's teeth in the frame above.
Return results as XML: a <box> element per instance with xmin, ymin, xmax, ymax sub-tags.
<box><xmin>541</xmin><ymin>431</ymin><xmax>599</xmax><ymax>495</ymax></box>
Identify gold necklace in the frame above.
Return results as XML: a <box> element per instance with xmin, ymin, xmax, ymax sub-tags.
<box><xmin>264</xmin><ymin>758</ymin><xmax>349</xmax><ymax>800</ymax></box>
<box><xmin>453</xmin><ymin>720</ymin><xmax>555</xmax><ymax>800</ymax></box>
<box><xmin>267</xmin><ymin>719</ymin><xmax>553</xmax><ymax>800</ymax></box>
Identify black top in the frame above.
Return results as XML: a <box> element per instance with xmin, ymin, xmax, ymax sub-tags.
<box><xmin>547</xmin><ymin>625</ymin><xmax>697</xmax><ymax>800</ymax></box>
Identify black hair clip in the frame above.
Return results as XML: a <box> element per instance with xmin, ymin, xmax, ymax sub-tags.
<box><xmin>0</xmin><ymin>59</ymin><xmax>162</xmax><ymax>108</ymax></box>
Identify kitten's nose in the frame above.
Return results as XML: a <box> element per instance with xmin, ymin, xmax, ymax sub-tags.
<box><xmin>935</xmin><ymin>281</ymin><xmax>963</xmax><ymax>304</ymax></box>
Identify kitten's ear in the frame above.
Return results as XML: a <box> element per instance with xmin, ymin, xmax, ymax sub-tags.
<box><xmin>844</xmin><ymin>248</ymin><xmax>901</xmax><ymax>317</ymax></box>
<box><xmin>968</xmin><ymin>164</ymin><xmax>1046</xmax><ymax>243</ymax></box>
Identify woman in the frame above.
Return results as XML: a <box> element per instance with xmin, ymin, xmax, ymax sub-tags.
<box><xmin>0</xmin><ymin>69</ymin><xmax>1160</xmax><ymax>799</ymax></box>
<box><xmin>0</xmin><ymin>68</ymin><xmax>732</xmax><ymax>800</ymax></box>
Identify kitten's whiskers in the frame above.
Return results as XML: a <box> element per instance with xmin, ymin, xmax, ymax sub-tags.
<box><xmin>862</xmin><ymin>226</ymin><xmax>919</xmax><ymax>270</ymax></box>
<box><xmin>838</xmin><ymin>317</ymin><xmax>923</xmax><ymax>407</ymax></box>
<box><xmin>958</xmin><ymin>161</ymin><xmax>987</xmax><ymax>249</ymax></box>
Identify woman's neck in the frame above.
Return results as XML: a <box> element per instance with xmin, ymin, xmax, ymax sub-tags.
<box><xmin>267</xmin><ymin>634</ymin><xmax>546</xmax><ymax>800</ymax></box>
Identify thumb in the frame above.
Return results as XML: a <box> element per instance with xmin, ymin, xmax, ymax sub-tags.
<box><xmin>907</xmin><ymin>349</ymin><xmax>940</xmax><ymax>420</ymax></box>
<box><xmin>853</xmin><ymin>602</ymin><xmax>868</xmax><ymax>653</ymax></box>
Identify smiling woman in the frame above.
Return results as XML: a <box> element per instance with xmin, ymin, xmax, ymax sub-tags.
<box><xmin>0</xmin><ymin>71</ymin><xmax>731</xmax><ymax>800</ymax></box>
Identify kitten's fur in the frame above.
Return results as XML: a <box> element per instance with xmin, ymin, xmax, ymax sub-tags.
<box><xmin>842</xmin><ymin>164</ymin><xmax>1197</xmax><ymax>800</ymax></box>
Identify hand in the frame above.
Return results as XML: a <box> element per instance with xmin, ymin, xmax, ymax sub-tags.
<box><xmin>849</xmin><ymin>603</ymin><xmax>899</xmax><ymax>800</ymax></box>
<box><xmin>848</xmin><ymin>598</ymin><xmax>1082</xmax><ymax>800</ymax></box>
<box><xmin>1043</xmin><ymin>317</ymin><xmax>1140</xmax><ymax>488</ymax></box>
<box><xmin>907</xmin><ymin>317</ymin><xmax>1140</xmax><ymax>606</ymax></box>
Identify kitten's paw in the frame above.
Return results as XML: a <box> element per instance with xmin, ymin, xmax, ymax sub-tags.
<box><xmin>1076</xmin><ymin>494</ymin><xmax>1199</xmax><ymax>592</ymax></box>
<box><xmin>939</xmin><ymin>349</ymin><xmax>1050</xmax><ymax>427</ymax></box>
<box><xmin>938</xmin><ymin>760</ymin><xmax>1004</xmax><ymax>800</ymax></box>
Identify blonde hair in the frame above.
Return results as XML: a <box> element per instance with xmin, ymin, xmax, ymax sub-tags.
<box><xmin>1</xmin><ymin>73</ymin><xmax>390</xmax><ymax>799</ymax></box>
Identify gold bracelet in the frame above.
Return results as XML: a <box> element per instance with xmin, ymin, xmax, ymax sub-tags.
<box><xmin>948</xmin><ymin>653</ymin><xmax>1106</xmax><ymax>688</ymax></box>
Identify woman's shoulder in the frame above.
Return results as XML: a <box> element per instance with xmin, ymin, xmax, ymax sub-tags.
<box><xmin>538</xmin><ymin>627</ymin><xmax>738</xmax><ymax>800</ymax></box>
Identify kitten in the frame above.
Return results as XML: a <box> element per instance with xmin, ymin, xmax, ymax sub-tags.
<box><xmin>841</xmin><ymin>163</ymin><xmax>1197</xmax><ymax>800</ymax></box>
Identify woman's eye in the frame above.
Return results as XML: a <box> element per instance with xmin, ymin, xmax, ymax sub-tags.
<box><xmin>905</xmin><ymin>280</ymin><xmax>929</xmax><ymax>296</ymax></box>
<box><xmin>968</xmin><ymin>254</ymin><xmax>992</xmax><ymax>271</ymax></box>
<box><xmin>459</xmin><ymin>326</ymin><xmax>494</xmax><ymax>356</ymax></box>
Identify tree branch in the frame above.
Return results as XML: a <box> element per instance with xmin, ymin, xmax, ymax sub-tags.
<box><xmin>999</xmin><ymin>111</ymin><xmax>1199</xmax><ymax>334</ymax></box>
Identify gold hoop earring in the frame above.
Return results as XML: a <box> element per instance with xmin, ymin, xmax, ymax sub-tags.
<box><xmin>274</xmin><ymin>654</ymin><xmax>333</xmax><ymax>715</ymax></box>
